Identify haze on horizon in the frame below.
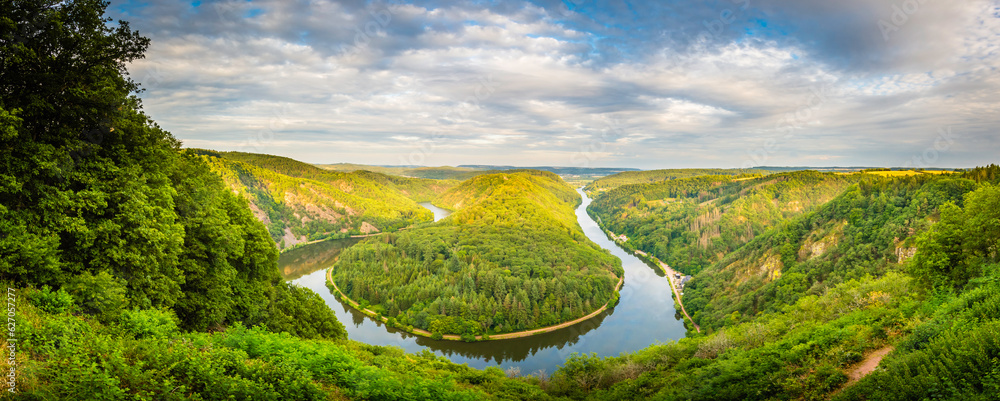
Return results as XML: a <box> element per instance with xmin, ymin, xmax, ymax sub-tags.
<box><xmin>113</xmin><ymin>0</ymin><xmax>1000</xmax><ymax>169</ymax></box>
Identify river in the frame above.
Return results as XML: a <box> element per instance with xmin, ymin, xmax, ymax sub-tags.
<box><xmin>282</xmin><ymin>189</ymin><xmax>687</xmax><ymax>374</ymax></box>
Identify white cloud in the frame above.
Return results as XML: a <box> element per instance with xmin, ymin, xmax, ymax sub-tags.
<box><xmin>117</xmin><ymin>0</ymin><xmax>1000</xmax><ymax>168</ymax></box>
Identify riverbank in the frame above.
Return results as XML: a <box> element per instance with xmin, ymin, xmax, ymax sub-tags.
<box><xmin>278</xmin><ymin>226</ymin><xmax>411</xmax><ymax>254</ymax></box>
<box><xmin>326</xmin><ymin>267</ymin><xmax>624</xmax><ymax>342</ymax></box>
<box><xmin>657</xmin><ymin>261</ymin><xmax>701</xmax><ymax>333</ymax></box>
<box><xmin>590</xmin><ymin>215</ymin><xmax>701</xmax><ymax>334</ymax></box>
<box><xmin>281</xmin><ymin>202</ymin><xmax>453</xmax><ymax>254</ymax></box>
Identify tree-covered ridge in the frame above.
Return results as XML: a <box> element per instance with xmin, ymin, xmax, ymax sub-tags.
<box><xmin>194</xmin><ymin>150</ymin><xmax>460</xmax><ymax>249</ymax></box>
<box><xmin>331</xmin><ymin>171</ymin><xmax>623</xmax><ymax>338</ymax></box>
<box><xmin>535</xmin><ymin>172</ymin><xmax>1000</xmax><ymax>401</ymax></box>
<box><xmin>589</xmin><ymin>170</ymin><xmax>860</xmax><ymax>275</ymax></box>
<box><xmin>203</xmin><ymin>150</ymin><xmax>461</xmax><ymax>203</ymax></box>
<box><xmin>316</xmin><ymin>163</ymin><xmax>492</xmax><ymax>181</ymax></box>
<box><xmin>682</xmin><ymin>174</ymin><xmax>977</xmax><ymax>332</ymax></box>
<box><xmin>437</xmin><ymin>169</ymin><xmax>581</xmax><ymax>228</ymax></box>
<box><xmin>584</xmin><ymin>168</ymin><xmax>772</xmax><ymax>192</ymax></box>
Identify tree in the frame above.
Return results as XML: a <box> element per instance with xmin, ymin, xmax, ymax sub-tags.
<box><xmin>0</xmin><ymin>0</ymin><xmax>344</xmax><ymax>336</ymax></box>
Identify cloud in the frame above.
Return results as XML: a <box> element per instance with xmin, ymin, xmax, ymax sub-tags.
<box><xmin>114</xmin><ymin>0</ymin><xmax>1000</xmax><ymax>168</ymax></box>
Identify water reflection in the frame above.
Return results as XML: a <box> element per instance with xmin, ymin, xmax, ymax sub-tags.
<box><xmin>281</xmin><ymin>190</ymin><xmax>687</xmax><ymax>374</ymax></box>
<box><xmin>279</xmin><ymin>237</ymin><xmax>362</xmax><ymax>281</ymax></box>
<box><xmin>418</xmin><ymin>202</ymin><xmax>452</xmax><ymax>221</ymax></box>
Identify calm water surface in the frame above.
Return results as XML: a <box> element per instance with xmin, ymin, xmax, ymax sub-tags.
<box><xmin>282</xmin><ymin>189</ymin><xmax>687</xmax><ymax>374</ymax></box>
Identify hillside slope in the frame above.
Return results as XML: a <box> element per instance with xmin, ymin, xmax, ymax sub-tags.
<box><xmin>589</xmin><ymin>171</ymin><xmax>859</xmax><ymax>275</ymax></box>
<box><xmin>682</xmin><ymin>174</ymin><xmax>975</xmax><ymax>331</ymax></box>
<box><xmin>194</xmin><ymin>150</ymin><xmax>458</xmax><ymax>248</ymax></box>
<box><xmin>331</xmin><ymin>170</ymin><xmax>623</xmax><ymax>338</ymax></box>
<box><xmin>316</xmin><ymin>163</ymin><xmax>490</xmax><ymax>181</ymax></box>
<box><xmin>537</xmin><ymin>166</ymin><xmax>1000</xmax><ymax>401</ymax></box>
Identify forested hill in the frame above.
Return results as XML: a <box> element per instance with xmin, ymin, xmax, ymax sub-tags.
<box><xmin>331</xmin><ymin>170</ymin><xmax>623</xmax><ymax>338</ymax></box>
<box><xmin>316</xmin><ymin>163</ymin><xmax>491</xmax><ymax>180</ymax></box>
<box><xmin>681</xmin><ymin>173</ymin><xmax>976</xmax><ymax>331</ymax></box>
<box><xmin>588</xmin><ymin>170</ymin><xmax>860</xmax><ymax>275</ymax></box>
<box><xmin>193</xmin><ymin>150</ymin><xmax>458</xmax><ymax>248</ymax></box>
<box><xmin>436</xmin><ymin>169</ymin><xmax>581</xmax><ymax>228</ymax></box>
<box><xmin>208</xmin><ymin>150</ymin><xmax>460</xmax><ymax>202</ymax></box>
<box><xmin>538</xmin><ymin>167</ymin><xmax>1000</xmax><ymax>401</ymax></box>
<box><xmin>584</xmin><ymin>168</ymin><xmax>772</xmax><ymax>192</ymax></box>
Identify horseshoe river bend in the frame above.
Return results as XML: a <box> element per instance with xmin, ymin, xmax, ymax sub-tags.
<box><xmin>279</xmin><ymin>189</ymin><xmax>688</xmax><ymax>374</ymax></box>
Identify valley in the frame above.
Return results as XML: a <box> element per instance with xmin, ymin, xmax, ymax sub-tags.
<box><xmin>280</xmin><ymin>188</ymin><xmax>687</xmax><ymax>374</ymax></box>
<box><xmin>5</xmin><ymin>2</ymin><xmax>1000</xmax><ymax>400</ymax></box>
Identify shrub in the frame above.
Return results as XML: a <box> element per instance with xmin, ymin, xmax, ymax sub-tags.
<box><xmin>28</xmin><ymin>286</ymin><xmax>74</xmax><ymax>314</ymax></box>
<box><xmin>120</xmin><ymin>309</ymin><xmax>179</xmax><ymax>339</ymax></box>
<box><xmin>66</xmin><ymin>271</ymin><xmax>128</xmax><ymax>323</ymax></box>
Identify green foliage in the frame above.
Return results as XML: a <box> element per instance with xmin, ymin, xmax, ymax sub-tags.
<box><xmin>589</xmin><ymin>170</ymin><xmax>858</xmax><ymax>275</ymax></box>
<box><xmin>333</xmin><ymin>171</ymin><xmax>622</xmax><ymax>335</ymax></box>
<box><xmin>14</xmin><ymin>292</ymin><xmax>551</xmax><ymax>400</ymax></box>
<box><xmin>910</xmin><ymin>184</ymin><xmax>1000</xmax><ymax>289</ymax></box>
<box><xmin>119</xmin><ymin>309</ymin><xmax>180</xmax><ymax>339</ymax></box>
<box><xmin>265</xmin><ymin>282</ymin><xmax>347</xmax><ymax>340</ymax></box>
<box><xmin>65</xmin><ymin>270</ymin><xmax>128</xmax><ymax>323</ymax></box>
<box><xmin>0</xmin><ymin>0</ymin><xmax>346</xmax><ymax>346</ymax></box>
<box><xmin>837</xmin><ymin>270</ymin><xmax>1000</xmax><ymax>401</ymax></box>
<box><xmin>961</xmin><ymin>163</ymin><xmax>1000</xmax><ymax>183</ymax></box>
<box><xmin>539</xmin><ymin>171</ymin><xmax>998</xmax><ymax>400</ymax></box>
<box><xmin>544</xmin><ymin>273</ymin><xmax>919</xmax><ymax>400</ymax></box>
<box><xmin>315</xmin><ymin>163</ymin><xmax>490</xmax><ymax>181</ymax></box>
<box><xmin>27</xmin><ymin>286</ymin><xmax>74</xmax><ymax>314</ymax></box>
<box><xmin>683</xmin><ymin>174</ymin><xmax>976</xmax><ymax>331</ymax></box>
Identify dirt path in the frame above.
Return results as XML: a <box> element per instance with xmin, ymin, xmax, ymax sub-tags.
<box><xmin>326</xmin><ymin>267</ymin><xmax>624</xmax><ymax>341</ymax></box>
<box><xmin>658</xmin><ymin>261</ymin><xmax>701</xmax><ymax>333</ymax></box>
<box><xmin>847</xmin><ymin>346</ymin><xmax>894</xmax><ymax>384</ymax></box>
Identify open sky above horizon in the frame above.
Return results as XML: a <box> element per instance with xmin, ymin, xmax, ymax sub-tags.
<box><xmin>111</xmin><ymin>0</ymin><xmax>1000</xmax><ymax>169</ymax></box>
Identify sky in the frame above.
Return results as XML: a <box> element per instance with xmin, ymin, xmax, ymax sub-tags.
<box><xmin>110</xmin><ymin>0</ymin><xmax>1000</xmax><ymax>169</ymax></box>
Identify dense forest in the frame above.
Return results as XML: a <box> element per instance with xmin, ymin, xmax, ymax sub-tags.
<box><xmin>584</xmin><ymin>168</ymin><xmax>772</xmax><ymax>192</ymax></box>
<box><xmin>0</xmin><ymin>0</ymin><xmax>347</xmax><ymax>338</ymax></box>
<box><xmin>588</xmin><ymin>171</ymin><xmax>860</xmax><ymax>274</ymax></box>
<box><xmin>331</xmin><ymin>171</ymin><xmax>623</xmax><ymax>338</ymax></box>
<box><xmin>681</xmin><ymin>173</ymin><xmax>976</xmax><ymax>331</ymax></box>
<box><xmin>534</xmin><ymin>166</ymin><xmax>1000</xmax><ymax>400</ymax></box>
<box><xmin>195</xmin><ymin>150</ymin><xmax>457</xmax><ymax>248</ymax></box>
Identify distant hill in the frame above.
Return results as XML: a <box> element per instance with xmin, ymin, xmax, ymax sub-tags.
<box><xmin>458</xmin><ymin>165</ymin><xmax>640</xmax><ymax>177</ymax></box>
<box><xmin>316</xmin><ymin>163</ymin><xmax>640</xmax><ymax>181</ymax></box>
<box><xmin>191</xmin><ymin>150</ymin><xmax>458</xmax><ymax>249</ymax></box>
<box><xmin>315</xmin><ymin>163</ymin><xmax>490</xmax><ymax>181</ymax></box>
<box><xmin>584</xmin><ymin>168</ymin><xmax>773</xmax><ymax>192</ymax></box>
<box><xmin>753</xmin><ymin>166</ymin><xmax>960</xmax><ymax>172</ymax></box>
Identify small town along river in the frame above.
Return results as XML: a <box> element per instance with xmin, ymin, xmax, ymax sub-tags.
<box><xmin>281</xmin><ymin>190</ymin><xmax>687</xmax><ymax>374</ymax></box>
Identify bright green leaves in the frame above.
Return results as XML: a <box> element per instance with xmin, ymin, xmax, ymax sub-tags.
<box><xmin>65</xmin><ymin>270</ymin><xmax>128</xmax><ymax>323</ymax></box>
<box><xmin>961</xmin><ymin>185</ymin><xmax>1000</xmax><ymax>265</ymax></box>
<box><xmin>911</xmin><ymin>185</ymin><xmax>1000</xmax><ymax>289</ymax></box>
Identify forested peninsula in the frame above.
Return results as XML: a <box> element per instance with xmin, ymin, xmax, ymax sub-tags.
<box><xmin>330</xmin><ymin>170</ymin><xmax>624</xmax><ymax>339</ymax></box>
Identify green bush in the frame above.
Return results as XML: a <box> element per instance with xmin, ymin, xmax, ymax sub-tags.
<box><xmin>120</xmin><ymin>309</ymin><xmax>179</xmax><ymax>339</ymax></box>
<box><xmin>65</xmin><ymin>271</ymin><xmax>128</xmax><ymax>323</ymax></box>
<box><xmin>28</xmin><ymin>286</ymin><xmax>74</xmax><ymax>314</ymax></box>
